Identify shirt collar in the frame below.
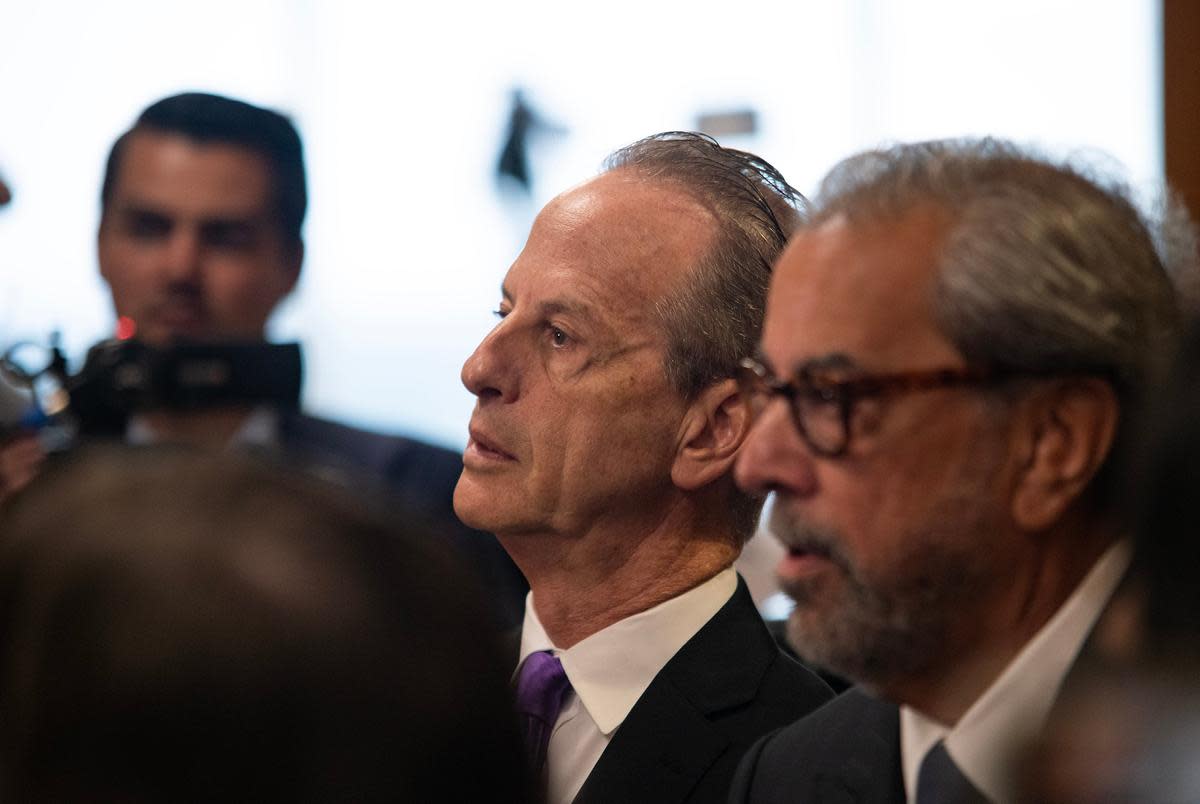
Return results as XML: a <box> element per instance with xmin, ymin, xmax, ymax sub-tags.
<box><xmin>518</xmin><ymin>568</ymin><xmax>737</xmax><ymax>735</ymax></box>
<box><xmin>901</xmin><ymin>540</ymin><xmax>1131</xmax><ymax>803</ymax></box>
<box><xmin>126</xmin><ymin>406</ymin><xmax>280</xmax><ymax>449</ymax></box>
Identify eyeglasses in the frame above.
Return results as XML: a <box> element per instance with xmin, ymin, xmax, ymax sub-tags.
<box><xmin>736</xmin><ymin>356</ymin><xmax>1004</xmax><ymax>458</ymax></box>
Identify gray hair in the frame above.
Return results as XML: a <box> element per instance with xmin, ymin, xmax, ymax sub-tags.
<box><xmin>603</xmin><ymin>132</ymin><xmax>807</xmax><ymax>541</ymax></box>
<box><xmin>810</xmin><ymin>138</ymin><xmax>1195</xmax><ymax>504</ymax></box>
<box><xmin>604</xmin><ymin>131</ymin><xmax>808</xmax><ymax>399</ymax></box>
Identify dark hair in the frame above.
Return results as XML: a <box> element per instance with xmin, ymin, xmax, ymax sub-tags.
<box><xmin>101</xmin><ymin>92</ymin><xmax>307</xmax><ymax>247</ymax></box>
<box><xmin>605</xmin><ymin>132</ymin><xmax>807</xmax><ymax>401</ymax></box>
<box><xmin>0</xmin><ymin>446</ymin><xmax>531</xmax><ymax>803</ymax></box>
<box><xmin>604</xmin><ymin>132</ymin><xmax>806</xmax><ymax>542</ymax></box>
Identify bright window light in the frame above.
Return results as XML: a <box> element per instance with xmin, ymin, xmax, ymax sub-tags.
<box><xmin>0</xmin><ymin>0</ymin><xmax>1160</xmax><ymax>447</ymax></box>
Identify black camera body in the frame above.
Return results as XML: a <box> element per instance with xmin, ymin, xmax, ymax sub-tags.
<box><xmin>3</xmin><ymin>338</ymin><xmax>303</xmax><ymax>440</ymax></box>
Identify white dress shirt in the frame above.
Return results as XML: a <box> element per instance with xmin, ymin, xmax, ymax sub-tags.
<box><xmin>516</xmin><ymin>568</ymin><xmax>737</xmax><ymax>804</ymax></box>
<box><xmin>900</xmin><ymin>541</ymin><xmax>1131</xmax><ymax>803</ymax></box>
<box><xmin>127</xmin><ymin>406</ymin><xmax>279</xmax><ymax>448</ymax></box>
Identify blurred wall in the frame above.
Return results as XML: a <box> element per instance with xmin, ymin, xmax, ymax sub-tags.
<box><xmin>1165</xmin><ymin>0</ymin><xmax>1200</xmax><ymax>232</ymax></box>
<box><xmin>0</xmin><ymin>0</ymin><xmax>1161</xmax><ymax>447</ymax></box>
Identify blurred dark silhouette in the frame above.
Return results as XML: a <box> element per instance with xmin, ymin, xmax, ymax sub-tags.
<box><xmin>1022</xmin><ymin>322</ymin><xmax>1200</xmax><ymax>802</ymax></box>
<box><xmin>496</xmin><ymin>88</ymin><xmax>564</xmax><ymax>196</ymax></box>
<box><xmin>1126</xmin><ymin>322</ymin><xmax>1200</xmax><ymax>658</ymax></box>
<box><xmin>0</xmin><ymin>445</ymin><xmax>532</xmax><ymax>803</ymax></box>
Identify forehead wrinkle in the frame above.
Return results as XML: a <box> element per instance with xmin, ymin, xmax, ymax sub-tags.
<box><xmin>768</xmin><ymin>209</ymin><xmax>962</xmax><ymax>375</ymax></box>
<box><xmin>538</xmin><ymin>298</ymin><xmax>598</xmax><ymax>325</ymax></box>
<box><xmin>553</xmin><ymin>172</ymin><xmax>717</xmax><ymax>289</ymax></box>
<box><xmin>505</xmin><ymin>172</ymin><xmax>720</xmax><ymax>368</ymax></box>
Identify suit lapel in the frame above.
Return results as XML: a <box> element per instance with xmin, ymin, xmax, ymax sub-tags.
<box><xmin>573</xmin><ymin>579</ymin><xmax>771</xmax><ymax>804</ymax></box>
<box><xmin>573</xmin><ymin>678</ymin><xmax>727</xmax><ymax>804</ymax></box>
<box><xmin>818</xmin><ymin>690</ymin><xmax>905</xmax><ymax>804</ymax></box>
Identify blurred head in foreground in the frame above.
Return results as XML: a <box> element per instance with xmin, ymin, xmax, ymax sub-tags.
<box><xmin>0</xmin><ymin>446</ymin><xmax>530</xmax><ymax>802</ymax></box>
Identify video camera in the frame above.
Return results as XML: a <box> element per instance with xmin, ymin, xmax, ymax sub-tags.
<box><xmin>0</xmin><ymin>336</ymin><xmax>302</xmax><ymax>445</ymax></box>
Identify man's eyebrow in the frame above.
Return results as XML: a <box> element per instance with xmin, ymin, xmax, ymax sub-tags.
<box><xmin>497</xmin><ymin>284</ymin><xmax>598</xmax><ymax>324</ymax></box>
<box><xmin>537</xmin><ymin>298</ymin><xmax>597</xmax><ymax>323</ymax></box>
<box><xmin>112</xmin><ymin>201</ymin><xmax>169</xmax><ymax>217</ymax></box>
<box><xmin>797</xmin><ymin>352</ymin><xmax>860</xmax><ymax>376</ymax></box>
<box><xmin>199</xmin><ymin>216</ymin><xmax>263</xmax><ymax>230</ymax></box>
<box><xmin>752</xmin><ymin>347</ymin><xmax>861</xmax><ymax>378</ymax></box>
<box><xmin>113</xmin><ymin>202</ymin><xmax>265</xmax><ymax>226</ymax></box>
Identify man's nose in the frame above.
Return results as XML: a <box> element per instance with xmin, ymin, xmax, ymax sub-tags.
<box><xmin>162</xmin><ymin>230</ymin><xmax>203</xmax><ymax>282</ymax></box>
<box><xmin>735</xmin><ymin>400</ymin><xmax>819</xmax><ymax>498</ymax></box>
<box><xmin>461</xmin><ymin>323</ymin><xmax>518</xmax><ymax>403</ymax></box>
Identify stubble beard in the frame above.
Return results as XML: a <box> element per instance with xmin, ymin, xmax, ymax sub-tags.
<box><xmin>775</xmin><ymin>491</ymin><xmax>999</xmax><ymax>691</ymax></box>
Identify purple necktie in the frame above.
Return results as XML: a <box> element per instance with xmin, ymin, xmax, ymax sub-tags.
<box><xmin>514</xmin><ymin>651</ymin><xmax>573</xmax><ymax>773</ymax></box>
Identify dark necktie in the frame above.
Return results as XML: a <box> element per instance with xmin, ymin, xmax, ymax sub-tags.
<box><xmin>915</xmin><ymin>740</ymin><xmax>991</xmax><ymax>804</ymax></box>
<box><xmin>514</xmin><ymin>651</ymin><xmax>573</xmax><ymax>774</ymax></box>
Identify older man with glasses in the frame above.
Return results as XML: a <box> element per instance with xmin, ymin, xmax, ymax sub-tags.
<box><xmin>727</xmin><ymin>138</ymin><xmax>1190</xmax><ymax>804</ymax></box>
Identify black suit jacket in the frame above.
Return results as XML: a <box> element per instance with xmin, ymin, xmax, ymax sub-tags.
<box><xmin>728</xmin><ymin>688</ymin><xmax>904</xmax><ymax>804</ymax></box>
<box><xmin>728</xmin><ymin>564</ymin><xmax>1133</xmax><ymax>804</ymax></box>
<box><xmin>571</xmin><ymin>578</ymin><xmax>833</xmax><ymax>804</ymax></box>
<box><xmin>277</xmin><ymin>412</ymin><xmax>528</xmax><ymax>630</ymax></box>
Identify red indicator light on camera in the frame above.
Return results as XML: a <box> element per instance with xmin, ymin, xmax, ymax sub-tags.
<box><xmin>115</xmin><ymin>316</ymin><xmax>137</xmax><ymax>341</ymax></box>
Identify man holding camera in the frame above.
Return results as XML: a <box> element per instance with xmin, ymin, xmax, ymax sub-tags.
<box><xmin>2</xmin><ymin>92</ymin><xmax>526</xmax><ymax>627</ymax></box>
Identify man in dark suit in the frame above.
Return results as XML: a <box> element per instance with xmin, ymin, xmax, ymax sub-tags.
<box><xmin>729</xmin><ymin>139</ymin><xmax>1186</xmax><ymax>803</ymax></box>
<box><xmin>1</xmin><ymin>92</ymin><xmax>525</xmax><ymax>626</ymax></box>
<box><xmin>454</xmin><ymin>132</ymin><xmax>833</xmax><ymax>804</ymax></box>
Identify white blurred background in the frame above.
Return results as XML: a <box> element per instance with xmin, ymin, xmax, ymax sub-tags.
<box><xmin>0</xmin><ymin>0</ymin><xmax>1160</xmax><ymax>449</ymax></box>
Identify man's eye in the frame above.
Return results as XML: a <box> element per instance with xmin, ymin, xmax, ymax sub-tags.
<box><xmin>125</xmin><ymin>213</ymin><xmax>171</xmax><ymax>239</ymax></box>
<box><xmin>549</xmin><ymin>326</ymin><xmax>569</xmax><ymax>347</ymax></box>
<box><xmin>493</xmin><ymin>308</ymin><xmax>509</xmax><ymax>319</ymax></box>
<box><xmin>203</xmin><ymin>223</ymin><xmax>257</xmax><ymax>250</ymax></box>
<box><xmin>801</xmin><ymin>384</ymin><xmax>843</xmax><ymax>405</ymax></box>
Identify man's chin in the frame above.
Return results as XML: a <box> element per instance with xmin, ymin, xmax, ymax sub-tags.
<box><xmin>784</xmin><ymin>604</ymin><xmax>861</xmax><ymax>683</ymax></box>
<box><xmin>782</xmin><ymin>580</ymin><xmax>875</xmax><ymax>682</ymax></box>
<box><xmin>452</xmin><ymin>475</ymin><xmax>507</xmax><ymax>534</ymax></box>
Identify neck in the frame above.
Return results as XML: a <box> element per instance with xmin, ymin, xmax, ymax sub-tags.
<box><xmin>505</xmin><ymin>503</ymin><xmax>740</xmax><ymax>649</ymax></box>
<box><xmin>890</xmin><ymin>523</ymin><xmax>1118</xmax><ymax>725</ymax></box>
<box><xmin>137</xmin><ymin>407</ymin><xmax>254</xmax><ymax>449</ymax></box>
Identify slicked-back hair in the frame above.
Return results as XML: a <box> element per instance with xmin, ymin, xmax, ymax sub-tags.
<box><xmin>101</xmin><ymin>92</ymin><xmax>307</xmax><ymax>249</ymax></box>
<box><xmin>604</xmin><ymin>132</ymin><xmax>807</xmax><ymax>541</ymax></box>
<box><xmin>808</xmin><ymin>138</ymin><xmax>1191</xmax><ymax>509</ymax></box>
<box><xmin>605</xmin><ymin>131</ymin><xmax>807</xmax><ymax>400</ymax></box>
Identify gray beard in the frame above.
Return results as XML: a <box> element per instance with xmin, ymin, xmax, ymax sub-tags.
<box><xmin>772</xmin><ymin>496</ymin><xmax>998</xmax><ymax>689</ymax></box>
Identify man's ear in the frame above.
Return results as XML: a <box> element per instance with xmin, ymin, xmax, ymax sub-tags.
<box><xmin>672</xmin><ymin>378</ymin><xmax>751</xmax><ymax>491</ymax></box>
<box><xmin>1010</xmin><ymin>378</ymin><xmax>1119</xmax><ymax>531</ymax></box>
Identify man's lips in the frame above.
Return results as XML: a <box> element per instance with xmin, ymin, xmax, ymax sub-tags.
<box><xmin>465</xmin><ymin>427</ymin><xmax>517</xmax><ymax>462</ymax></box>
<box><xmin>778</xmin><ymin>545</ymin><xmax>836</xmax><ymax>584</ymax></box>
<box><xmin>770</xmin><ymin>525</ymin><xmax>840</xmax><ymax>585</ymax></box>
<box><xmin>146</xmin><ymin>303</ymin><xmax>210</xmax><ymax>334</ymax></box>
